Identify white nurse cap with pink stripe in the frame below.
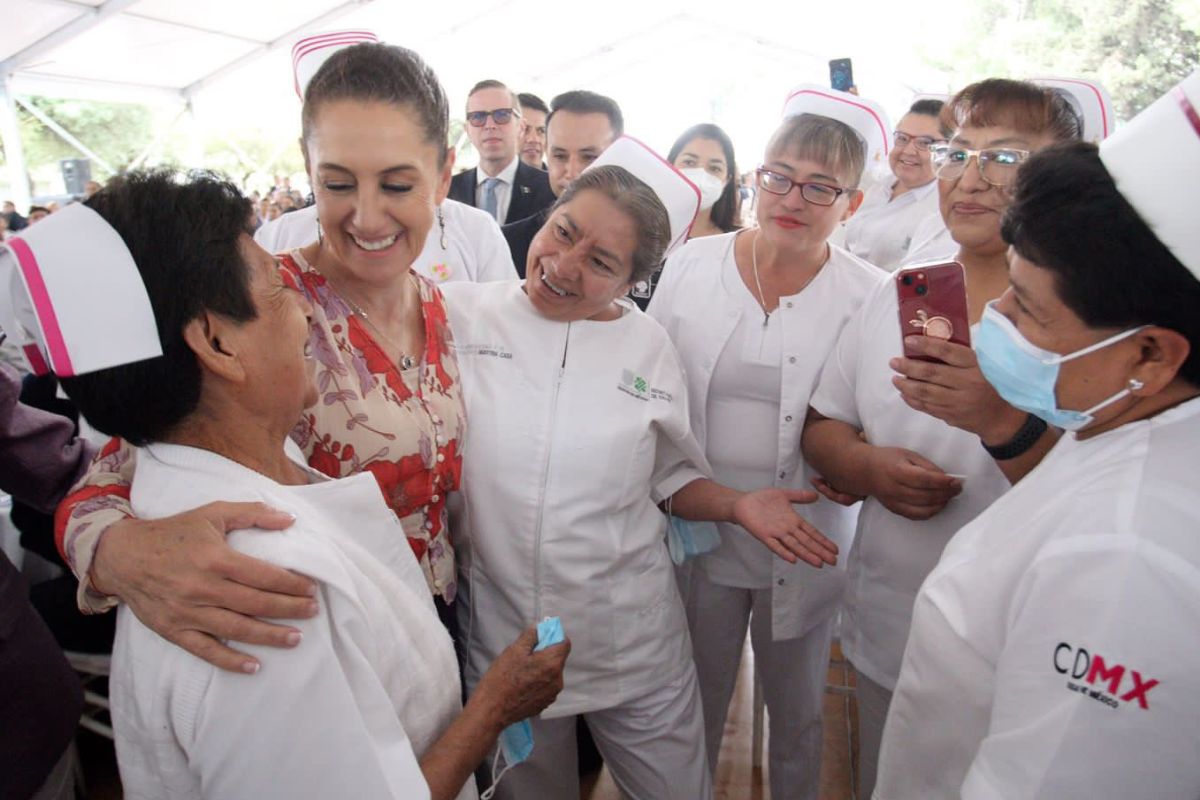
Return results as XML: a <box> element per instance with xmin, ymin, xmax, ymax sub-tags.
<box><xmin>781</xmin><ymin>84</ymin><xmax>892</xmax><ymax>169</ymax></box>
<box><xmin>585</xmin><ymin>135</ymin><xmax>701</xmax><ymax>257</ymax></box>
<box><xmin>292</xmin><ymin>29</ymin><xmax>379</xmax><ymax>99</ymax></box>
<box><xmin>1032</xmin><ymin>77</ymin><xmax>1114</xmax><ymax>143</ymax></box>
<box><xmin>0</xmin><ymin>203</ymin><xmax>161</xmax><ymax>377</ymax></box>
<box><xmin>1100</xmin><ymin>70</ymin><xmax>1200</xmax><ymax>280</ymax></box>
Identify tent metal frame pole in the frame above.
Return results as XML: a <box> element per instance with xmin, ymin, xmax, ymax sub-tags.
<box><xmin>0</xmin><ymin>77</ymin><xmax>32</xmax><ymax>210</ymax></box>
<box><xmin>0</xmin><ymin>0</ymin><xmax>140</xmax><ymax>75</ymax></box>
<box><xmin>13</xmin><ymin>96</ymin><xmax>116</xmax><ymax>176</ymax></box>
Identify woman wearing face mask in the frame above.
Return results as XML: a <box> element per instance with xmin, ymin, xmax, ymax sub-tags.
<box><xmin>800</xmin><ymin>78</ymin><xmax>1083</xmax><ymax>798</ymax></box>
<box><xmin>875</xmin><ymin>72</ymin><xmax>1200</xmax><ymax>798</ymax></box>
<box><xmin>668</xmin><ymin>123</ymin><xmax>741</xmax><ymax>239</ymax></box>
<box><xmin>648</xmin><ymin>87</ymin><xmax>888</xmax><ymax>800</ymax></box>
<box><xmin>443</xmin><ymin>138</ymin><xmax>838</xmax><ymax>800</ymax></box>
<box><xmin>842</xmin><ymin>99</ymin><xmax>948</xmax><ymax>269</ymax></box>
<box><xmin>54</xmin><ymin>41</ymin><xmax>497</xmax><ymax>673</ymax></box>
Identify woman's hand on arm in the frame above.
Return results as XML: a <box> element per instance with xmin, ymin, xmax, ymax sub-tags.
<box><xmin>670</xmin><ymin>478</ymin><xmax>838</xmax><ymax>568</ymax></box>
<box><xmin>803</xmin><ymin>406</ymin><xmax>960</xmax><ymax>521</ymax></box>
<box><xmin>420</xmin><ymin>624</ymin><xmax>570</xmax><ymax>800</ymax></box>
<box><xmin>889</xmin><ymin>337</ymin><xmax>1059</xmax><ymax>483</ymax></box>
<box><xmin>93</xmin><ymin>502</ymin><xmax>318</xmax><ymax>674</ymax></box>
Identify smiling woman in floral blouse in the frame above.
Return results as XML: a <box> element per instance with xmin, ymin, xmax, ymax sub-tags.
<box><xmin>55</xmin><ymin>41</ymin><xmax>475</xmax><ymax>670</ymax></box>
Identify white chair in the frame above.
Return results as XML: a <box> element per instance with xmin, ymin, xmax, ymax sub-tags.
<box><xmin>64</xmin><ymin>651</ymin><xmax>113</xmax><ymax>741</ymax></box>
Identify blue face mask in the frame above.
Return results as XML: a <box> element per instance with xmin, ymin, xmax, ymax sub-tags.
<box><xmin>975</xmin><ymin>301</ymin><xmax>1145</xmax><ymax>432</ymax></box>
<box><xmin>481</xmin><ymin>617</ymin><xmax>565</xmax><ymax>800</ymax></box>
<box><xmin>666</xmin><ymin>515</ymin><xmax>721</xmax><ymax>565</ymax></box>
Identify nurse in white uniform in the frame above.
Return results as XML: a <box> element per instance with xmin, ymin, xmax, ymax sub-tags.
<box><xmin>875</xmin><ymin>71</ymin><xmax>1200</xmax><ymax>799</ymax></box>
<box><xmin>801</xmin><ymin>77</ymin><xmax>1090</xmax><ymax>799</ymax></box>
<box><xmin>443</xmin><ymin>138</ymin><xmax>838</xmax><ymax>800</ymax></box>
<box><xmin>647</xmin><ymin>87</ymin><xmax>888</xmax><ymax>800</ymax></box>
<box><xmin>842</xmin><ymin>98</ymin><xmax>947</xmax><ymax>270</ymax></box>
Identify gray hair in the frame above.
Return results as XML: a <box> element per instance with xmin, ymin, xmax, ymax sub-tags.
<box><xmin>555</xmin><ymin>165</ymin><xmax>670</xmax><ymax>283</ymax></box>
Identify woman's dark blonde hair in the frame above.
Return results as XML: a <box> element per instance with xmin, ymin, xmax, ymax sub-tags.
<box><xmin>555</xmin><ymin>165</ymin><xmax>670</xmax><ymax>284</ymax></box>
<box><xmin>766</xmin><ymin>114</ymin><xmax>868</xmax><ymax>188</ymax></box>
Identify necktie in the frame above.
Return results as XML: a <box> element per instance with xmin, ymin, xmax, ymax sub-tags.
<box><xmin>482</xmin><ymin>177</ymin><xmax>501</xmax><ymax>221</ymax></box>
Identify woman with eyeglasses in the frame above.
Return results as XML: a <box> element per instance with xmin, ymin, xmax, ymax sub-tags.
<box><xmin>800</xmin><ymin>78</ymin><xmax>1081</xmax><ymax>798</ymax></box>
<box><xmin>876</xmin><ymin>72</ymin><xmax>1200</xmax><ymax>798</ymax></box>
<box><xmin>842</xmin><ymin>99</ymin><xmax>948</xmax><ymax>269</ymax></box>
<box><xmin>647</xmin><ymin>89</ymin><xmax>887</xmax><ymax>800</ymax></box>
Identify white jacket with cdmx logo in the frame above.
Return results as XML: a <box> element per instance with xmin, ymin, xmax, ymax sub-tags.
<box><xmin>875</xmin><ymin>396</ymin><xmax>1200</xmax><ymax>799</ymax></box>
<box><xmin>442</xmin><ymin>280</ymin><xmax>711</xmax><ymax>718</ymax></box>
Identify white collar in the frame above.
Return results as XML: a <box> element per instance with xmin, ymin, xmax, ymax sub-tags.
<box><xmin>477</xmin><ymin>156</ymin><xmax>519</xmax><ymax>186</ymax></box>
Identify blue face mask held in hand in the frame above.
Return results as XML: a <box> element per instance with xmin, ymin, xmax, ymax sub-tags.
<box><xmin>665</xmin><ymin>496</ymin><xmax>721</xmax><ymax>565</ymax></box>
<box><xmin>481</xmin><ymin>616</ymin><xmax>565</xmax><ymax>799</ymax></box>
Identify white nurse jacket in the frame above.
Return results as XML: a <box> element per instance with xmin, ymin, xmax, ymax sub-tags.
<box><xmin>876</xmin><ymin>397</ymin><xmax>1200</xmax><ymax>799</ymax></box>
<box><xmin>443</xmin><ymin>281</ymin><xmax>710</xmax><ymax>718</ymax></box>
<box><xmin>649</xmin><ymin>232</ymin><xmax>884</xmax><ymax>640</ymax></box>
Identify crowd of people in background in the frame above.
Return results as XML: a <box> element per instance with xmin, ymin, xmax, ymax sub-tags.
<box><xmin>1</xmin><ymin>28</ymin><xmax>1198</xmax><ymax>800</ymax></box>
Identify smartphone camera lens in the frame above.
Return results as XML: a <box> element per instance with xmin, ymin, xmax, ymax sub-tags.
<box><xmin>916</xmin><ymin>285</ymin><xmax>928</xmax><ymax>296</ymax></box>
<box><xmin>902</xmin><ymin>275</ymin><xmax>913</xmax><ymax>286</ymax></box>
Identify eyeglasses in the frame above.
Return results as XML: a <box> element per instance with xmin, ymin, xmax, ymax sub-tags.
<box><xmin>892</xmin><ymin>131</ymin><xmax>944</xmax><ymax>152</ymax></box>
<box><xmin>755</xmin><ymin>168</ymin><xmax>848</xmax><ymax>206</ymax></box>
<box><xmin>465</xmin><ymin>108</ymin><xmax>520</xmax><ymax>127</ymax></box>
<box><xmin>930</xmin><ymin>144</ymin><xmax>1031</xmax><ymax>186</ymax></box>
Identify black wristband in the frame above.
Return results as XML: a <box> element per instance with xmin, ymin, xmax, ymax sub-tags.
<box><xmin>982</xmin><ymin>413</ymin><xmax>1048</xmax><ymax>460</ymax></box>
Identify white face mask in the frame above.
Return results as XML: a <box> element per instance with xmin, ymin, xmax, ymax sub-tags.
<box><xmin>679</xmin><ymin>168</ymin><xmax>726</xmax><ymax>211</ymax></box>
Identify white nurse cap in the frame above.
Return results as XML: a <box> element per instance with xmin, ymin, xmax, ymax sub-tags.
<box><xmin>1032</xmin><ymin>77</ymin><xmax>1114</xmax><ymax>143</ymax></box>
<box><xmin>781</xmin><ymin>84</ymin><xmax>892</xmax><ymax>169</ymax></box>
<box><xmin>292</xmin><ymin>29</ymin><xmax>380</xmax><ymax>99</ymax></box>
<box><xmin>585</xmin><ymin>135</ymin><xmax>701</xmax><ymax>257</ymax></box>
<box><xmin>1099</xmin><ymin>70</ymin><xmax>1200</xmax><ymax>280</ymax></box>
<box><xmin>0</xmin><ymin>203</ymin><xmax>161</xmax><ymax>377</ymax></box>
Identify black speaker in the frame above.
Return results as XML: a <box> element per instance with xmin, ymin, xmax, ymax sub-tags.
<box><xmin>60</xmin><ymin>158</ymin><xmax>92</xmax><ymax>196</ymax></box>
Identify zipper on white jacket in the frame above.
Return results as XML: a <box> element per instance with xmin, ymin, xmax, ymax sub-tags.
<box><xmin>532</xmin><ymin>322</ymin><xmax>570</xmax><ymax>620</ymax></box>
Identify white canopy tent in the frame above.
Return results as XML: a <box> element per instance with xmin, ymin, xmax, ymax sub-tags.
<box><xmin>0</xmin><ymin>0</ymin><xmax>957</xmax><ymax>209</ymax></box>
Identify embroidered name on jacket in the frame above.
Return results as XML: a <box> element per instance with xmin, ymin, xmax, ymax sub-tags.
<box><xmin>1053</xmin><ymin>642</ymin><xmax>1160</xmax><ymax>710</ymax></box>
<box><xmin>618</xmin><ymin>369</ymin><xmax>672</xmax><ymax>402</ymax></box>
<box><xmin>454</xmin><ymin>343</ymin><xmax>513</xmax><ymax>360</ymax></box>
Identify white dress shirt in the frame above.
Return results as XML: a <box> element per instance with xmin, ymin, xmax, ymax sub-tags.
<box><xmin>475</xmin><ymin>157</ymin><xmax>519</xmax><ymax>225</ymax></box>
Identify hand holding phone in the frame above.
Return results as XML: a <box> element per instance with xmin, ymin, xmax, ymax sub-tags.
<box><xmin>829</xmin><ymin>58</ymin><xmax>854</xmax><ymax>93</ymax></box>
<box><xmin>896</xmin><ymin>262</ymin><xmax>970</xmax><ymax>362</ymax></box>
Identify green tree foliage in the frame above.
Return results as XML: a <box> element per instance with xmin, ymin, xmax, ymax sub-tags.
<box><xmin>921</xmin><ymin>0</ymin><xmax>1199</xmax><ymax>120</ymax></box>
<box><xmin>5</xmin><ymin>97</ymin><xmax>154</xmax><ymax>178</ymax></box>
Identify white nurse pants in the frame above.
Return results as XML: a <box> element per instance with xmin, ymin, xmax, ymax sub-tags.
<box><xmin>486</xmin><ymin>665</ymin><xmax>711</xmax><ymax>800</ymax></box>
<box><xmin>685</xmin><ymin>570</ymin><xmax>834</xmax><ymax>800</ymax></box>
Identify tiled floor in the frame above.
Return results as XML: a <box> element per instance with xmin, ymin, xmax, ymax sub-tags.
<box><xmin>78</xmin><ymin>641</ymin><xmax>860</xmax><ymax>799</ymax></box>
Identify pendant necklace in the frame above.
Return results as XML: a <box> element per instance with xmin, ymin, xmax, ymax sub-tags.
<box><xmin>312</xmin><ymin>260</ymin><xmax>420</xmax><ymax>370</ymax></box>
<box><xmin>750</xmin><ymin>230</ymin><xmax>828</xmax><ymax>328</ymax></box>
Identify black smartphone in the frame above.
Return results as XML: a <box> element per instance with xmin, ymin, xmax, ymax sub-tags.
<box><xmin>829</xmin><ymin>58</ymin><xmax>854</xmax><ymax>92</ymax></box>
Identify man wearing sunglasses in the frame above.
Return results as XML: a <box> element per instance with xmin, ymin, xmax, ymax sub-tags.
<box><xmin>449</xmin><ymin>80</ymin><xmax>555</xmax><ymax>225</ymax></box>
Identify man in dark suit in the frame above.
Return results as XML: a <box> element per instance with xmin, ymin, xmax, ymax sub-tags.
<box><xmin>502</xmin><ymin>90</ymin><xmax>623</xmax><ymax>277</ymax></box>
<box><xmin>448</xmin><ymin>80</ymin><xmax>555</xmax><ymax>226</ymax></box>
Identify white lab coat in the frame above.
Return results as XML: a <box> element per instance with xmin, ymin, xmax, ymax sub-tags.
<box><xmin>875</xmin><ymin>396</ymin><xmax>1200</xmax><ymax>799</ymax></box>
<box><xmin>112</xmin><ymin>444</ymin><xmax>468</xmax><ymax>800</ymax></box>
<box><xmin>443</xmin><ymin>280</ymin><xmax>710</xmax><ymax>718</ymax></box>
<box><xmin>842</xmin><ymin>180</ymin><xmax>941</xmax><ymax>270</ymax></box>
<box><xmin>648</xmin><ymin>231</ymin><xmax>884</xmax><ymax>640</ymax></box>
<box><xmin>253</xmin><ymin>199</ymin><xmax>518</xmax><ymax>284</ymax></box>
<box><xmin>901</xmin><ymin>212</ymin><xmax>956</xmax><ymax>266</ymax></box>
<box><xmin>809</xmin><ymin>275</ymin><xmax>1010</xmax><ymax>690</ymax></box>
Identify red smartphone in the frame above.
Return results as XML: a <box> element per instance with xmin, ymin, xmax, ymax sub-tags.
<box><xmin>896</xmin><ymin>262</ymin><xmax>970</xmax><ymax>362</ymax></box>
